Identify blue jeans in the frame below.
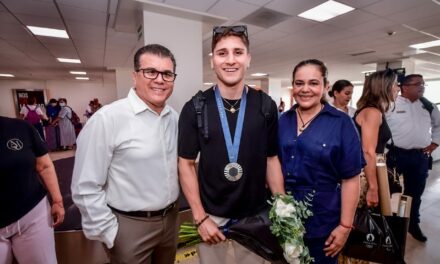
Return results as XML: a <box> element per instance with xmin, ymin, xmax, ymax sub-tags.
<box><xmin>387</xmin><ymin>147</ymin><xmax>429</xmax><ymax>227</ymax></box>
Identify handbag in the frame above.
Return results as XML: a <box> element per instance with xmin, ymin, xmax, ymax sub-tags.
<box><xmin>343</xmin><ymin>208</ymin><xmax>407</xmax><ymax>264</ymax></box>
<box><xmin>386</xmin><ymin>139</ymin><xmax>403</xmax><ymax>194</ymax></box>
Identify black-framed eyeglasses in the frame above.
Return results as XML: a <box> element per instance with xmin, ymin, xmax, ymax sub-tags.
<box><xmin>213</xmin><ymin>25</ymin><xmax>248</xmax><ymax>37</ymax></box>
<box><xmin>405</xmin><ymin>83</ymin><xmax>426</xmax><ymax>87</ymax></box>
<box><xmin>136</xmin><ymin>68</ymin><xmax>177</xmax><ymax>82</ymax></box>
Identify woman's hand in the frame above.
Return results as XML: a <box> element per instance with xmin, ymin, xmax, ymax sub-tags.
<box><xmin>51</xmin><ymin>201</ymin><xmax>65</xmax><ymax>227</ymax></box>
<box><xmin>366</xmin><ymin>187</ymin><xmax>379</xmax><ymax>207</ymax></box>
<box><xmin>324</xmin><ymin>225</ymin><xmax>351</xmax><ymax>257</ymax></box>
<box><xmin>197</xmin><ymin>217</ymin><xmax>226</xmax><ymax>245</ymax></box>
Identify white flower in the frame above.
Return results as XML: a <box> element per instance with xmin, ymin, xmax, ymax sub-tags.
<box><xmin>275</xmin><ymin>199</ymin><xmax>296</xmax><ymax>218</ymax></box>
<box><xmin>284</xmin><ymin>243</ymin><xmax>303</xmax><ymax>258</ymax></box>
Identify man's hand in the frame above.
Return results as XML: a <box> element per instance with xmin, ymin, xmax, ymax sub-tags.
<box><xmin>197</xmin><ymin>217</ymin><xmax>226</xmax><ymax>245</ymax></box>
<box><xmin>423</xmin><ymin>143</ymin><xmax>438</xmax><ymax>155</ymax></box>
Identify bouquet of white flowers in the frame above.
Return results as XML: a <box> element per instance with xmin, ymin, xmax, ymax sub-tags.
<box><xmin>269</xmin><ymin>193</ymin><xmax>314</xmax><ymax>264</ymax></box>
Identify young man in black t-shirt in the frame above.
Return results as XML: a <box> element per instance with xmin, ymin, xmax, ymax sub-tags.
<box><xmin>178</xmin><ymin>25</ymin><xmax>285</xmax><ymax>264</ymax></box>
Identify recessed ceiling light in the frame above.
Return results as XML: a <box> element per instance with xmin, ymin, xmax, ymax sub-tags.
<box><xmin>203</xmin><ymin>82</ymin><xmax>214</xmax><ymax>85</ymax></box>
<box><xmin>208</xmin><ymin>53</ymin><xmax>213</xmax><ymax>56</ymax></box>
<box><xmin>58</xmin><ymin>58</ymin><xmax>81</xmax><ymax>64</ymax></box>
<box><xmin>287</xmin><ymin>86</ymin><xmax>293</xmax><ymax>89</ymax></box>
<box><xmin>76</xmin><ymin>77</ymin><xmax>89</xmax><ymax>80</ymax></box>
<box><xmin>251</xmin><ymin>73</ymin><xmax>268</xmax><ymax>77</ymax></box>
<box><xmin>351</xmin><ymin>81</ymin><xmax>363</xmax><ymax>85</ymax></box>
<box><xmin>248</xmin><ymin>84</ymin><xmax>256</xmax><ymax>87</ymax></box>
<box><xmin>70</xmin><ymin>71</ymin><xmax>87</xmax><ymax>75</ymax></box>
<box><xmin>298</xmin><ymin>0</ymin><xmax>355</xmax><ymax>22</ymax></box>
<box><xmin>27</xmin><ymin>26</ymin><xmax>69</xmax><ymax>39</ymax></box>
<box><xmin>0</xmin><ymin>73</ymin><xmax>14</xmax><ymax>77</ymax></box>
<box><xmin>409</xmin><ymin>40</ymin><xmax>440</xmax><ymax>49</ymax></box>
<box><xmin>361</xmin><ymin>70</ymin><xmax>376</xmax><ymax>74</ymax></box>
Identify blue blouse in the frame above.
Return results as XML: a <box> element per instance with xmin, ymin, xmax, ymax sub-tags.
<box><xmin>278</xmin><ymin>103</ymin><xmax>364</xmax><ymax>238</ymax></box>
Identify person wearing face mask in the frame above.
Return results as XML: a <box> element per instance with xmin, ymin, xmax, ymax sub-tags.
<box><xmin>278</xmin><ymin>59</ymin><xmax>364</xmax><ymax>263</ymax></box>
<box><xmin>52</xmin><ymin>98</ymin><xmax>76</xmax><ymax>150</ymax></box>
<box><xmin>178</xmin><ymin>25</ymin><xmax>285</xmax><ymax>264</ymax></box>
<box><xmin>328</xmin><ymin>80</ymin><xmax>356</xmax><ymax>117</ymax></box>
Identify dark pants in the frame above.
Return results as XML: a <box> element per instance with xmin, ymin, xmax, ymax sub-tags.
<box><xmin>304</xmin><ymin>237</ymin><xmax>338</xmax><ymax>264</ymax></box>
<box><xmin>387</xmin><ymin>147</ymin><xmax>429</xmax><ymax>227</ymax></box>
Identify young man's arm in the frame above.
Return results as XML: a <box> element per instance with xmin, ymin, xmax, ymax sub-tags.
<box><xmin>178</xmin><ymin>157</ymin><xmax>226</xmax><ymax>244</ymax></box>
<box><xmin>266</xmin><ymin>156</ymin><xmax>285</xmax><ymax>195</ymax></box>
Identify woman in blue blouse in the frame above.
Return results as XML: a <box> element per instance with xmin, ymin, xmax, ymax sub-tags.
<box><xmin>278</xmin><ymin>59</ymin><xmax>364</xmax><ymax>263</ymax></box>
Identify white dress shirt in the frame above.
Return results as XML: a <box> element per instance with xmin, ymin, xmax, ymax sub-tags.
<box><xmin>386</xmin><ymin>95</ymin><xmax>440</xmax><ymax>149</ymax></box>
<box><xmin>71</xmin><ymin>88</ymin><xmax>179</xmax><ymax>248</ymax></box>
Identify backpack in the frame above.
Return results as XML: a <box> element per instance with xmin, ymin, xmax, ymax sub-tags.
<box><xmin>67</xmin><ymin>106</ymin><xmax>82</xmax><ymax>127</ymax></box>
<box><xmin>419</xmin><ymin>97</ymin><xmax>434</xmax><ymax>115</ymax></box>
<box><xmin>24</xmin><ymin>105</ymin><xmax>41</xmax><ymax>125</ymax></box>
<box><xmin>192</xmin><ymin>86</ymin><xmax>273</xmax><ymax>141</ymax></box>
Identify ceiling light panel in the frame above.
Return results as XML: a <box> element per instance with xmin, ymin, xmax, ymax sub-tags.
<box><xmin>27</xmin><ymin>26</ymin><xmax>69</xmax><ymax>39</ymax></box>
<box><xmin>58</xmin><ymin>58</ymin><xmax>81</xmax><ymax>63</ymax></box>
<box><xmin>298</xmin><ymin>0</ymin><xmax>355</xmax><ymax>22</ymax></box>
<box><xmin>410</xmin><ymin>40</ymin><xmax>440</xmax><ymax>49</ymax></box>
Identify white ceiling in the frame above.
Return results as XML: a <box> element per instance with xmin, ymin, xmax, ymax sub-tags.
<box><xmin>1</xmin><ymin>0</ymin><xmax>440</xmax><ymax>87</ymax></box>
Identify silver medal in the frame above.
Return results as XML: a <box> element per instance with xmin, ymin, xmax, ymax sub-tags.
<box><xmin>224</xmin><ymin>162</ymin><xmax>243</xmax><ymax>181</ymax></box>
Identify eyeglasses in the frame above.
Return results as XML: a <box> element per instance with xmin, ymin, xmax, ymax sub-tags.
<box><xmin>405</xmin><ymin>83</ymin><xmax>426</xmax><ymax>87</ymax></box>
<box><xmin>213</xmin><ymin>25</ymin><xmax>248</xmax><ymax>37</ymax></box>
<box><xmin>136</xmin><ymin>68</ymin><xmax>177</xmax><ymax>82</ymax></box>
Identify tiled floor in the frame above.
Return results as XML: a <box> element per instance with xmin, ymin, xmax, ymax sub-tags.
<box><xmin>51</xmin><ymin>150</ymin><xmax>440</xmax><ymax>263</ymax></box>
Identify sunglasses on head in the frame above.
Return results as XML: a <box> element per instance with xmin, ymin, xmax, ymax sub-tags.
<box><xmin>213</xmin><ymin>25</ymin><xmax>248</xmax><ymax>37</ymax></box>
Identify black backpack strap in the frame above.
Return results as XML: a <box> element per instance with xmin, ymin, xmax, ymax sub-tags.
<box><xmin>192</xmin><ymin>90</ymin><xmax>208</xmax><ymax>141</ymax></box>
<box><xmin>419</xmin><ymin>96</ymin><xmax>434</xmax><ymax>115</ymax></box>
<box><xmin>258</xmin><ymin>89</ymin><xmax>273</xmax><ymax>121</ymax></box>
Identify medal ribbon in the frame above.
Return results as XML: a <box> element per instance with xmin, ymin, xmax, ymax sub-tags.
<box><xmin>214</xmin><ymin>86</ymin><xmax>247</xmax><ymax>163</ymax></box>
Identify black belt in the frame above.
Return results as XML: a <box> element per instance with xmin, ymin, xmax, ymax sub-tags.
<box><xmin>109</xmin><ymin>202</ymin><xmax>177</xmax><ymax>218</ymax></box>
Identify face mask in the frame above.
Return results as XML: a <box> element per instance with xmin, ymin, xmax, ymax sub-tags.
<box><xmin>59</xmin><ymin>103</ymin><xmax>66</xmax><ymax>107</ymax></box>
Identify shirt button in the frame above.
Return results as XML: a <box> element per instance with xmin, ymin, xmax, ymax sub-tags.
<box><xmin>322</xmin><ymin>143</ymin><xmax>326</xmax><ymax>147</ymax></box>
<box><xmin>287</xmin><ymin>172</ymin><xmax>291</xmax><ymax>176</ymax></box>
<box><xmin>291</xmin><ymin>155</ymin><xmax>295</xmax><ymax>159</ymax></box>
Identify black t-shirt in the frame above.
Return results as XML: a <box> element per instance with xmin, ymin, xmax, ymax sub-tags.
<box><xmin>178</xmin><ymin>87</ymin><xmax>278</xmax><ymax>219</ymax></box>
<box><xmin>0</xmin><ymin>116</ymin><xmax>48</xmax><ymax>228</ymax></box>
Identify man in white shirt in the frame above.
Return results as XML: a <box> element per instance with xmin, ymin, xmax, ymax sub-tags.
<box><xmin>386</xmin><ymin>74</ymin><xmax>440</xmax><ymax>242</ymax></box>
<box><xmin>71</xmin><ymin>44</ymin><xmax>179</xmax><ymax>263</ymax></box>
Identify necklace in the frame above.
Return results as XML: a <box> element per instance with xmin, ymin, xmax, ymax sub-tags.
<box><xmin>222</xmin><ymin>98</ymin><xmax>241</xmax><ymax>114</ymax></box>
<box><xmin>297</xmin><ymin>104</ymin><xmax>324</xmax><ymax>132</ymax></box>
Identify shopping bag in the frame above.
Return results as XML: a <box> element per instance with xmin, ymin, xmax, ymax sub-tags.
<box><xmin>343</xmin><ymin>208</ymin><xmax>384</xmax><ymax>260</ymax></box>
<box><xmin>343</xmin><ymin>208</ymin><xmax>407</xmax><ymax>263</ymax></box>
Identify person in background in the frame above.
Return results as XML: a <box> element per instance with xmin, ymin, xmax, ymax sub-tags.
<box><xmin>20</xmin><ymin>97</ymin><xmax>48</xmax><ymax>140</ymax></box>
<box><xmin>354</xmin><ymin>70</ymin><xmax>399</xmax><ymax>208</ymax></box>
<box><xmin>52</xmin><ymin>98</ymin><xmax>76</xmax><ymax>150</ymax></box>
<box><xmin>178</xmin><ymin>25</ymin><xmax>285</xmax><ymax>264</ymax></box>
<box><xmin>0</xmin><ymin>116</ymin><xmax>64</xmax><ymax>264</ymax></box>
<box><xmin>84</xmin><ymin>100</ymin><xmax>95</xmax><ymax>121</ymax></box>
<box><xmin>72</xmin><ymin>44</ymin><xmax>179</xmax><ymax>264</ymax></box>
<box><xmin>45</xmin><ymin>99</ymin><xmax>61</xmax><ymax>151</ymax></box>
<box><xmin>338</xmin><ymin>70</ymin><xmax>399</xmax><ymax>264</ymax></box>
<box><xmin>278</xmin><ymin>59</ymin><xmax>363</xmax><ymax>264</ymax></box>
<box><xmin>328</xmin><ymin>80</ymin><xmax>356</xmax><ymax>117</ymax></box>
<box><xmin>386</xmin><ymin>74</ymin><xmax>440</xmax><ymax>242</ymax></box>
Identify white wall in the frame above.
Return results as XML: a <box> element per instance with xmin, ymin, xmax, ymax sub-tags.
<box><xmin>0</xmin><ymin>76</ymin><xmax>116</xmax><ymax>122</ymax></box>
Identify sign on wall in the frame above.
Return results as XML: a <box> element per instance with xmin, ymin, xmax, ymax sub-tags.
<box><xmin>12</xmin><ymin>89</ymin><xmax>47</xmax><ymax>117</ymax></box>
